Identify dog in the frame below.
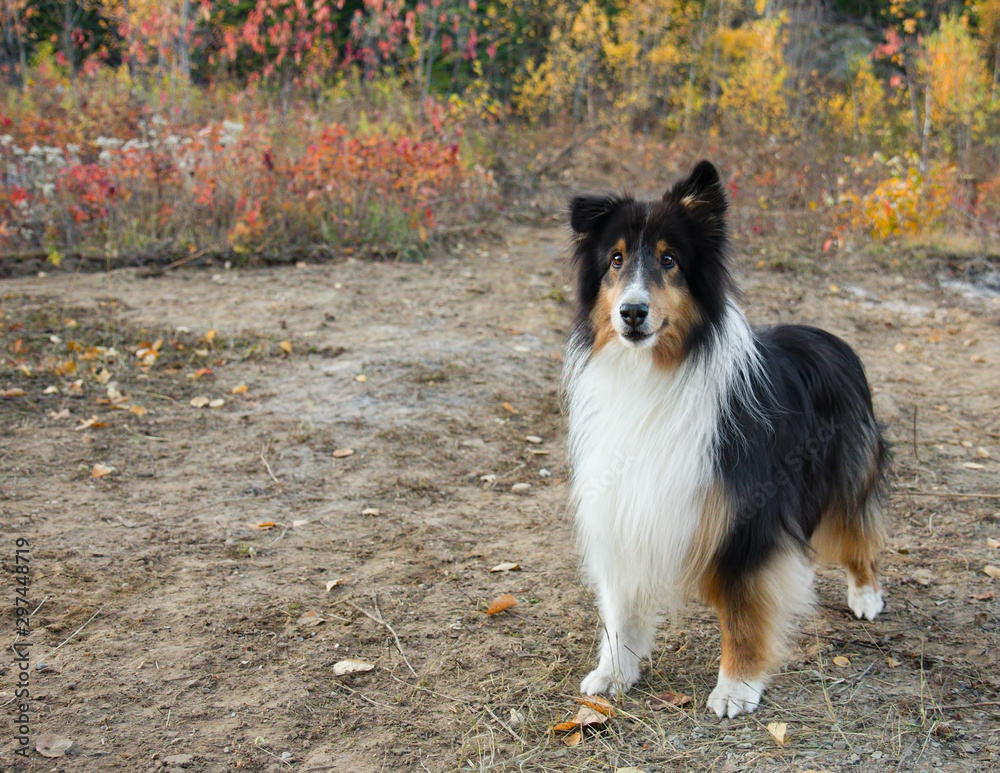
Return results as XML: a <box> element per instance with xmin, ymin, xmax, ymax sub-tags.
<box><xmin>563</xmin><ymin>160</ymin><xmax>889</xmax><ymax>718</ymax></box>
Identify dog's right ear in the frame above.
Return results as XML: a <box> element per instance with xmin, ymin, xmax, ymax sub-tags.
<box><xmin>569</xmin><ymin>193</ymin><xmax>627</xmax><ymax>235</ymax></box>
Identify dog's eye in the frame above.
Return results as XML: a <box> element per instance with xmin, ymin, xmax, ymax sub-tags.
<box><xmin>611</xmin><ymin>252</ymin><xmax>623</xmax><ymax>269</ymax></box>
<box><xmin>661</xmin><ymin>253</ymin><xmax>676</xmax><ymax>269</ymax></box>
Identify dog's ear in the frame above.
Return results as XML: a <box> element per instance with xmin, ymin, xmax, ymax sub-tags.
<box><xmin>667</xmin><ymin>160</ymin><xmax>727</xmax><ymax>229</ymax></box>
<box><xmin>569</xmin><ymin>193</ymin><xmax>628</xmax><ymax>235</ymax></box>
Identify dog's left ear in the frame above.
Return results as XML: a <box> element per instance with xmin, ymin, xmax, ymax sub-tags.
<box><xmin>667</xmin><ymin>160</ymin><xmax>727</xmax><ymax>229</ymax></box>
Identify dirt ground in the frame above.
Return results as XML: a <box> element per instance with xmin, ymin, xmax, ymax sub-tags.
<box><xmin>2</xmin><ymin>214</ymin><xmax>1000</xmax><ymax>772</ymax></box>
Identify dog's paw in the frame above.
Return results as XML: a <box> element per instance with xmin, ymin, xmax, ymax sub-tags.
<box><xmin>706</xmin><ymin>673</ymin><xmax>765</xmax><ymax>719</ymax></box>
<box><xmin>847</xmin><ymin>582</ymin><xmax>884</xmax><ymax>621</ymax></box>
<box><xmin>580</xmin><ymin>663</ymin><xmax>639</xmax><ymax>697</ymax></box>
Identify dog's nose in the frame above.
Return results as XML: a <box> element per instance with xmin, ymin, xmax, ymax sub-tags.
<box><xmin>619</xmin><ymin>303</ymin><xmax>648</xmax><ymax>329</ymax></box>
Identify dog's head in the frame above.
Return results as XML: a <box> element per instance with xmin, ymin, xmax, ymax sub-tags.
<box><xmin>569</xmin><ymin>160</ymin><xmax>735</xmax><ymax>369</ymax></box>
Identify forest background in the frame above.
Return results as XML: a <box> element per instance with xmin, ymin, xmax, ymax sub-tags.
<box><xmin>1</xmin><ymin>0</ymin><xmax>999</xmax><ymax>266</ymax></box>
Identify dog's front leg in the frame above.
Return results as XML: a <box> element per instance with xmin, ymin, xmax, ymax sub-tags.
<box><xmin>580</xmin><ymin>582</ymin><xmax>656</xmax><ymax>697</ymax></box>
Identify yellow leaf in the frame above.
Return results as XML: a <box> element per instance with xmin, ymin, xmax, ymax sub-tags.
<box><xmin>279</xmin><ymin>340</ymin><xmax>292</xmax><ymax>354</ymax></box>
<box><xmin>563</xmin><ymin>730</ymin><xmax>582</xmax><ymax>747</ymax></box>
<box><xmin>130</xmin><ymin>405</ymin><xmax>147</xmax><ymax>417</ymax></box>
<box><xmin>92</xmin><ymin>463</ymin><xmax>113</xmax><ymax>478</ymax></box>
<box><xmin>767</xmin><ymin>721</ymin><xmax>789</xmax><ymax>745</ymax></box>
<box><xmin>984</xmin><ymin>565</ymin><xmax>1000</xmax><ymax>579</ymax></box>
<box><xmin>231</xmin><ymin>384</ymin><xmax>248</xmax><ymax>394</ymax></box>
<box><xmin>204</xmin><ymin>330</ymin><xmax>216</xmax><ymax>343</ymax></box>
<box><xmin>502</xmin><ymin>401</ymin><xmax>518</xmax><ymax>414</ymax></box>
<box><xmin>833</xmin><ymin>655</ymin><xmax>851</xmax><ymax>667</ymax></box>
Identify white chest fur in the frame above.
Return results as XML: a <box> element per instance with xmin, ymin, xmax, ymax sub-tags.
<box><xmin>564</xmin><ymin>306</ymin><xmax>758</xmax><ymax>608</ymax></box>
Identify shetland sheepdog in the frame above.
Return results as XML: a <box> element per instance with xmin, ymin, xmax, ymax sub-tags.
<box><xmin>563</xmin><ymin>160</ymin><xmax>889</xmax><ymax>718</ymax></box>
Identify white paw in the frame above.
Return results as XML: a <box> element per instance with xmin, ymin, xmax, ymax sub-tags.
<box><xmin>847</xmin><ymin>582</ymin><xmax>884</xmax><ymax>621</ymax></box>
<box><xmin>580</xmin><ymin>663</ymin><xmax>639</xmax><ymax>696</ymax></box>
<box><xmin>706</xmin><ymin>673</ymin><xmax>765</xmax><ymax>719</ymax></box>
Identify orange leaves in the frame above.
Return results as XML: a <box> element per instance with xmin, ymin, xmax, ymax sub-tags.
<box><xmin>486</xmin><ymin>593</ymin><xmax>518</xmax><ymax>616</ymax></box>
<box><xmin>552</xmin><ymin>696</ymin><xmax>615</xmax><ymax>746</ymax></box>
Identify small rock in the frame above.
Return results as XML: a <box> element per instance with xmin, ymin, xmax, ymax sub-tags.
<box><xmin>332</xmin><ymin>448</ymin><xmax>354</xmax><ymax>458</ymax></box>
<box><xmin>511</xmin><ymin>483</ymin><xmax>531</xmax><ymax>493</ymax></box>
<box><xmin>361</xmin><ymin>507</ymin><xmax>380</xmax><ymax>516</ymax></box>
<box><xmin>525</xmin><ymin>435</ymin><xmax>543</xmax><ymax>444</ymax></box>
<box><xmin>163</xmin><ymin>754</ymin><xmax>193</xmax><ymax>768</ymax></box>
<box><xmin>833</xmin><ymin>739</ymin><xmax>847</xmax><ymax>750</ymax></box>
<box><xmin>539</xmin><ymin>468</ymin><xmax>551</xmax><ymax>478</ymax></box>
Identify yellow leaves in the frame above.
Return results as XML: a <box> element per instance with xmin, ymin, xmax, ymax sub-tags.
<box><xmin>833</xmin><ymin>655</ymin><xmax>851</xmax><ymax>667</ymax></box>
<box><xmin>231</xmin><ymin>384</ymin><xmax>248</xmax><ymax>394</ymax></box>
<box><xmin>279</xmin><ymin>340</ymin><xmax>293</xmax><ymax>355</ymax></box>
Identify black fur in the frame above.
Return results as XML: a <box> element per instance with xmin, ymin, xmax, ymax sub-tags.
<box><xmin>714</xmin><ymin>325</ymin><xmax>890</xmax><ymax>586</ymax></box>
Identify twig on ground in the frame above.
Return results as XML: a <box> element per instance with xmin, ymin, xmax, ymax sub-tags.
<box><xmin>260</xmin><ymin>443</ymin><xmax>280</xmax><ymax>484</ymax></box>
<box><xmin>944</xmin><ymin>412</ymin><xmax>1000</xmax><ymax>440</ymax></box>
<box><xmin>912</xmin><ymin>405</ymin><xmax>920</xmax><ymax>463</ymax></box>
<box><xmin>266</xmin><ymin>525</ymin><xmax>289</xmax><ymax>548</ymax></box>
<box><xmin>898</xmin><ymin>490</ymin><xmax>1000</xmax><ymax>499</ymax></box>
<box><xmin>345</xmin><ymin>594</ymin><xmax>418</xmax><ymax>678</ymax></box>
<box><xmin>46</xmin><ymin>603</ymin><xmax>106</xmax><ymax>659</ymax></box>
<box><xmin>483</xmin><ymin>703</ymin><xmax>527</xmax><ymax>747</ymax></box>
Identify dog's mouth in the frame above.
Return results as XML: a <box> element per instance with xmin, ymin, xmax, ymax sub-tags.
<box><xmin>621</xmin><ymin>330</ymin><xmax>652</xmax><ymax>343</ymax></box>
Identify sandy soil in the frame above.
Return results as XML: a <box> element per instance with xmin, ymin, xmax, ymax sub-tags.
<box><xmin>2</xmin><ymin>222</ymin><xmax>1000</xmax><ymax>772</ymax></box>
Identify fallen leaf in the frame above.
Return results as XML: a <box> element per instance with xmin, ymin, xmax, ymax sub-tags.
<box><xmin>525</xmin><ymin>435</ymin><xmax>543</xmax><ymax>444</ymax></box>
<box><xmin>650</xmin><ymin>690</ymin><xmax>692</xmax><ymax>710</ymax></box>
<box><xmin>887</xmin><ymin>657</ymin><xmax>902</xmax><ymax>668</ymax></box>
<box><xmin>971</xmin><ymin>354</ymin><xmax>986</xmax><ymax>363</ymax></box>
<box><xmin>35</xmin><ymin>734</ymin><xmax>75</xmax><ymax>758</ymax></box>
<box><xmin>361</xmin><ymin>507</ymin><xmax>380</xmax><ymax>516</ymax></box>
<box><xmin>486</xmin><ymin>593</ymin><xmax>518</xmax><ymax>615</ymax></box>
<box><xmin>333</xmin><ymin>448</ymin><xmax>355</xmax><ymax>458</ymax></box>
<box><xmin>190</xmin><ymin>396</ymin><xmax>210</xmax><ymax>408</ymax></box>
<box><xmin>563</xmin><ymin>730</ymin><xmax>582</xmax><ymax>747</ymax></box>
<box><xmin>984</xmin><ymin>565</ymin><xmax>1000</xmax><ymax>579</ymax></box>
<box><xmin>964</xmin><ymin>462</ymin><xmax>986</xmax><ymax>470</ymax></box>
<box><xmin>767</xmin><ymin>721</ymin><xmax>789</xmax><ymax>746</ymax></box>
<box><xmin>43</xmin><ymin>385</ymin><xmax>59</xmax><ymax>394</ymax></box>
<box><xmin>893</xmin><ymin>342</ymin><xmax>907</xmax><ymax>353</ymax></box>
<box><xmin>48</xmin><ymin>408</ymin><xmax>70</xmax><ymax>420</ymax></box>
<box><xmin>130</xmin><ymin>405</ymin><xmax>147</xmax><ymax>417</ymax></box>
<box><xmin>978</xmin><ymin>447</ymin><xmax>992</xmax><ymax>459</ymax></box>
<box><xmin>828</xmin><ymin>284</ymin><xmax>840</xmax><ymax>293</ymax></box>
<box><xmin>204</xmin><ymin>329</ymin><xmax>216</xmax><ymax>343</ymax></box>
<box><xmin>187</xmin><ymin>367</ymin><xmax>213</xmax><ymax>380</ymax></box>
<box><xmin>106</xmin><ymin>383</ymin><xmax>124</xmax><ymax>402</ymax></box>
<box><xmin>552</xmin><ymin>720</ymin><xmax>578</xmax><ymax>733</ymax></box>
<box><xmin>279</xmin><ymin>340</ymin><xmax>292</xmax><ymax>354</ymax></box>
<box><xmin>971</xmin><ymin>591</ymin><xmax>995</xmax><ymax>601</ymax></box>
<box><xmin>574</xmin><ymin>695</ymin><xmax>615</xmax><ymax>718</ymax></box>
<box><xmin>490</xmin><ymin>562</ymin><xmax>520</xmax><ymax>573</ymax></box>
<box><xmin>298</xmin><ymin>611</ymin><xmax>324</xmax><ymax>626</ymax></box>
<box><xmin>832</xmin><ymin>655</ymin><xmax>851</xmax><ymax>667</ymax></box>
<box><xmin>502</xmin><ymin>401</ymin><xmax>518</xmax><ymax>414</ymax></box>
<box><xmin>92</xmin><ymin>463</ymin><xmax>113</xmax><ymax>478</ymax></box>
<box><xmin>354</xmin><ymin>373</ymin><xmax>367</xmax><ymax>382</ymax></box>
<box><xmin>573</xmin><ymin>706</ymin><xmax>609</xmax><ymax>728</ymax></box>
<box><xmin>2</xmin><ymin>387</ymin><xmax>26</xmax><ymax>398</ymax></box>
<box><xmin>249</xmin><ymin>521</ymin><xmax>279</xmax><ymax>530</ymax></box>
<box><xmin>325</xmin><ymin>578</ymin><xmax>348</xmax><ymax>592</ymax></box>
<box><xmin>292</xmin><ymin>519</ymin><xmax>309</xmax><ymax>527</ymax></box>
<box><xmin>231</xmin><ymin>384</ymin><xmax>248</xmax><ymax>394</ymax></box>
<box><xmin>75</xmin><ymin>416</ymin><xmax>107</xmax><ymax>431</ymax></box>
<box><xmin>511</xmin><ymin>482</ymin><xmax>531</xmax><ymax>493</ymax></box>
<box><xmin>333</xmin><ymin>659</ymin><xmax>374</xmax><ymax>676</ymax></box>
<box><xmin>987</xmin><ymin>538</ymin><xmax>1000</xmax><ymax>549</ymax></box>
<box><xmin>208</xmin><ymin>398</ymin><xmax>225</xmax><ymax>409</ymax></box>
